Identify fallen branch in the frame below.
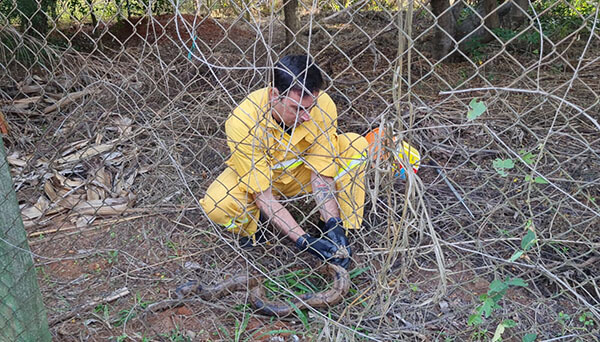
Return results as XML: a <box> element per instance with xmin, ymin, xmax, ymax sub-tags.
<box><xmin>49</xmin><ymin>287</ymin><xmax>130</xmax><ymax>326</ymax></box>
<box><xmin>43</xmin><ymin>88</ymin><xmax>98</xmax><ymax>114</ymax></box>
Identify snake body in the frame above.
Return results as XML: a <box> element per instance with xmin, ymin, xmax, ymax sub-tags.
<box><xmin>175</xmin><ymin>264</ymin><xmax>350</xmax><ymax>317</ymax></box>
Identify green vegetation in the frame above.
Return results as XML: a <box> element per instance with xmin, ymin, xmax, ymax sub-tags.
<box><xmin>463</xmin><ymin>0</ymin><xmax>597</xmax><ymax>61</ymax></box>
<box><xmin>468</xmin><ymin>277</ymin><xmax>528</xmax><ymax>326</ymax></box>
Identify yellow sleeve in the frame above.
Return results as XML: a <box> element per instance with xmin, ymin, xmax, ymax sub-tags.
<box><xmin>225</xmin><ymin>97</ymin><xmax>271</xmax><ymax>194</ymax></box>
<box><xmin>304</xmin><ymin>94</ymin><xmax>338</xmax><ymax>178</ymax></box>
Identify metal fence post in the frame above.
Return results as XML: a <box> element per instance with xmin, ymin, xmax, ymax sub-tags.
<box><xmin>0</xmin><ymin>134</ymin><xmax>51</xmax><ymax>342</ymax></box>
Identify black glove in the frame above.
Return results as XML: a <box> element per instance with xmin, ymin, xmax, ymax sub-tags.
<box><xmin>295</xmin><ymin>234</ymin><xmax>338</xmax><ymax>261</ymax></box>
<box><xmin>324</xmin><ymin>218</ymin><xmax>352</xmax><ymax>269</ymax></box>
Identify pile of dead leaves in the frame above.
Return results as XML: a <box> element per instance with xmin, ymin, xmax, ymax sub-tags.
<box><xmin>9</xmin><ymin>117</ymin><xmax>141</xmax><ymax>232</ymax></box>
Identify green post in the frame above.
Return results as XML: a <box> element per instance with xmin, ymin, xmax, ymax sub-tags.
<box><xmin>0</xmin><ymin>134</ymin><xmax>51</xmax><ymax>342</ymax></box>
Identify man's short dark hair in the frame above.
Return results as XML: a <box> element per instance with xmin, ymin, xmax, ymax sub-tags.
<box><xmin>273</xmin><ymin>55</ymin><xmax>323</xmax><ymax>95</ymax></box>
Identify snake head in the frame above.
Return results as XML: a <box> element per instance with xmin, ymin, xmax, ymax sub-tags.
<box><xmin>175</xmin><ymin>280</ymin><xmax>201</xmax><ymax>299</ymax></box>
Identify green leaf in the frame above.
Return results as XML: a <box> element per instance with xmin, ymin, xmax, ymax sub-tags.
<box><xmin>481</xmin><ymin>297</ymin><xmax>496</xmax><ymax>317</ymax></box>
<box><xmin>522</xmin><ymin>333</ymin><xmax>537</xmax><ymax>342</ymax></box>
<box><xmin>534</xmin><ymin>176</ymin><xmax>548</xmax><ymax>184</ymax></box>
<box><xmin>506</xmin><ymin>278</ymin><xmax>528</xmax><ymax>287</ymax></box>
<box><xmin>287</xmin><ymin>300</ymin><xmax>309</xmax><ymax>330</ymax></box>
<box><xmin>521</xmin><ymin>230</ymin><xmax>536</xmax><ymax>251</ymax></box>
<box><xmin>493</xmin><ymin>158</ymin><xmax>515</xmax><ymax>177</ymax></box>
<box><xmin>502</xmin><ymin>319</ymin><xmax>517</xmax><ymax>328</ymax></box>
<box><xmin>525</xmin><ymin>175</ymin><xmax>533</xmax><ymax>182</ymax></box>
<box><xmin>467</xmin><ymin>98</ymin><xmax>487</xmax><ymax>121</ymax></box>
<box><xmin>509</xmin><ymin>250</ymin><xmax>524</xmax><ymax>262</ymax></box>
<box><xmin>349</xmin><ymin>266</ymin><xmax>370</xmax><ymax>279</ymax></box>
<box><xmin>468</xmin><ymin>313</ymin><xmax>483</xmax><ymax>326</ymax></box>
<box><xmin>519</xmin><ymin>151</ymin><xmax>536</xmax><ymax>165</ymax></box>
<box><xmin>489</xmin><ymin>280</ymin><xmax>508</xmax><ymax>294</ymax></box>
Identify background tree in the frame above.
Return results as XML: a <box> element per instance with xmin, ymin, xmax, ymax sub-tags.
<box><xmin>283</xmin><ymin>0</ymin><xmax>300</xmax><ymax>48</ymax></box>
<box><xmin>430</xmin><ymin>0</ymin><xmax>531</xmax><ymax>61</ymax></box>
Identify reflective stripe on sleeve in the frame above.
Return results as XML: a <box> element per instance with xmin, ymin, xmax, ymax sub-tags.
<box><xmin>334</xmin><ymin>153</ymin><xmax>367</xmax><ymax>181</ymax></box>
<box><xmin>224</xmin><ymin>216</ymin><xmax>250</xmax><ymax>230</ymax></box>
<box><xmin>271</xmin><ymin>158</ymin><xmax>304</xmax><ymax>170</ymax></box>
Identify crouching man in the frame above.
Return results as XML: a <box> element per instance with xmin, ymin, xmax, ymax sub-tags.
<box><xmin>200</xmin><ymin>55</ymin><xmax>368</xmax><ymax>269</ymax></box>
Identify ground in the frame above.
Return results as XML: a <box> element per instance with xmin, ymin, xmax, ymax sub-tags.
<box><xmin>2</xmin><ymin>7</ymin><xmax>599</xmax><ymax>342</ymax></box>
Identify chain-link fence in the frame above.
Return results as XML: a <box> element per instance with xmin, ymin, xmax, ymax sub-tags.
<box><xmin>1</xmin><ymin>0</ymin><xmax>599</xmax><ymax>340</ymax></box>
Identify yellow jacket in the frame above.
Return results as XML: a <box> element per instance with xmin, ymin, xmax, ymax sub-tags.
<box><xmin>225</xmin><ymin>87</ymin><xmax>339</xmax><ymax>194</ymax></box>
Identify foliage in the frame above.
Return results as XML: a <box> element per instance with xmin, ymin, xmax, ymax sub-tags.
<box><xmin>1</xmin><ymin>0</ymin><xmax>58</xmax><ymax>35</ymax></box>
<box><xmin>467</xmin><ymin>98</ymin><xmax>487</xmax><ymax>121</ymax></box>
<box><xmin>491</xmin><ymin>319</ymin><xmax>516</xmax><ymax>342</ymax></box>
<box><xmin>468</xmin><ymin>277</ymin><xmax>528</xmax><ymax>326</ymax></box>
<box><xmin>534</xmin><ymin>0</ymin><xmax>597</xmax><ymax>40</ymax></box>
<box><xmin>0</xmin><ymin>21</ymin><xmax>60</xmax><ymax>67</ymax></box>
<box><xmin>509</xmin><ymin>225</ymin><xmax>537</xmax><ymax>262</ymax></box>
<box><xmin>492</xmin><ymin>158</ymin><xmax>515</xmax><ymax>177</ymax></box>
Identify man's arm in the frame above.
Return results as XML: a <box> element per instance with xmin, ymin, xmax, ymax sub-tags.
<box><xmin>253</xmin><ymin>188</ymin><xmax>306</xmax><ymax>242</ymax></box>
<box><xmin>310</xmin><ymin>171</ymin><xmax>339</xmax><ymax>222</ymax></box>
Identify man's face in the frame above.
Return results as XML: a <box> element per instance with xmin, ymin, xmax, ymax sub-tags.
<box><xmin>271</xmin><ymin>89</ymin><xmax>317</xmax><ymax>127</ymax></box>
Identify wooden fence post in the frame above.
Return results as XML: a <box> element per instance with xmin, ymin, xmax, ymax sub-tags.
<box><xmin>0</xmin><ymin>134</ymin><xmax>51</xmax><ymax>341</ymax></box>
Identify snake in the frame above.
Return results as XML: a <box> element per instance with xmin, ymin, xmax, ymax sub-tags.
<box><xmin>173</xmin><ymin>263</ymin><xmax>350</xmax><ymax>317</ymax></box>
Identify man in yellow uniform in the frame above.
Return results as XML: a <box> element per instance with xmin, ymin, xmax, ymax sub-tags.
<box><xmin>200</xmin><ymin>55</ymin><xmax>368</xmax><ymax>268</ymax></box>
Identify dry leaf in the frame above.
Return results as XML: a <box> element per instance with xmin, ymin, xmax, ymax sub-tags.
<box><xmin>59</xmin><ymin>139</ymin><xmax>89</xmax><ymax>158</ymax></box>
<box><xmin>44</xmin><ymin>179</ymin><xmax>58</xmax><ymax>201</ymax></box>
<box><xmin>115</xmin><ymin>117</ymin><xmax>133</xmax><ymax>136</ymax></box>
<box><xmin>34</xmin><ymin>196</ymin><xmax>50</xmax><ymax>212</ymax></box>
<box><xmin>57</xmin><ymin>143</ymin><xmax>114</xmax><ymax>164</ymax></box>
<box><xmin>22</xmin><ymin>206</ymin><xmax>43</xmax><ymax>220</ymax></box>
<box><xmin>7</xmin><ymin>156</ymin><xmax>26</xmax><ymax>167</ymax></box>
<box><xmin>86</xmin><ymin>184</ymin><xmax>101</xmax><ymax>201</ymax></box>
<box><xmin>75</xmin><ymin>215</ymin><xmax>96</xmax><ymax>228</ymax></box>
<box><xmin>72</xmin><ymin>197</ymin><xmax>129</xmax><ymax>215</ymax></box>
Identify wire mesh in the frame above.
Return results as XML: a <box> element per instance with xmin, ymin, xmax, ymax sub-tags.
<box><xmin>1</xmin><ymin>0</ymin><xmax>599</xmax><ymax>340</ymax></box>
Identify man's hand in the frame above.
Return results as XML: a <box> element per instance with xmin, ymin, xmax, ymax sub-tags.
<box><xmin>324</xmin><ymin>218</ymin><xmax>352</xmax><ymax>269</ymax></box>
<box><xmin>296</xmin><ymin>234</ymin><xmax>339</xmax><ymax>261</ymax></box>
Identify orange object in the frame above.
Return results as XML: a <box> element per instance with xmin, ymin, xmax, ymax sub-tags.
<box><xmin>364</xmin><ymin>127</ymin><xmax>421</xmax><ymax>179</ymax></box>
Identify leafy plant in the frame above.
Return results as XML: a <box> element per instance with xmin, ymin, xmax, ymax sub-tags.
<box><xmin>509</xmin><ymin>226</ymin><xmax>536</xmax><ymax>262</ymax></box>
<box><xmin>493</xmin><ymin>158</ymin><xmax>515</xmax><ymax>177</ymax></box>
<box><xmin>107</xmin><ymin>250</ymin><xmax>119</xmax><ymax>264</ymax></box>
<box><xmin>468</xmin><ymin>278</ymin><xmax>528</xmax><ymax>326</ymax></box>
<box><xmin>159</xmin><ymin>326</ymin><xmax>191</xmax><ymax>342</ymax></box>
<box><xmin>523</xmin><ymin>333</ymin><xmax>537</xmax><ymax>342</ymax></box>
<box><xmin>578</xmin><ymin>312</ymin><xmax>594</xmax><ymax>327</ymax></box>
<box><xmin>234</xmin><ymin>313</ymin><xmax>250</xmax><ymax>342</ymax></box>
<box><xmin>492</xmin><ymin>319</ymin><xmax>516</xmax><ymax>341</ymax></box>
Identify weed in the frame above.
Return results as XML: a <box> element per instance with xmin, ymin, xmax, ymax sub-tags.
<box><xmin>159</xmin><ymin>326</ymin><xmax>191</xmax><ymax>342</ymax></box>
<box><xmin>94</xmin><ymin>304</ymin><xmax>110</xmax><ymax>321</ymax></box>
<box><xmin>234</xmin><ymin>313</ymin><xmax>250</xmax><ymax>342</ymax></box>
<box><xmin>107</xmin><ymin>250</ymin><xmax>119</xmax><ymax>264</ymax></box>
<box><xmin>492</xmin><ymin>158</ymin><xmax>515</xmax><ymax>177</ymax></box>
<box><xmin>509</xmin><ymin>226</ymin><xmax>536</xmax><ymax>262</ymax></box>
<box><xmin>578</xmin><ymin>312</ymin><xmax>594</xmax><ymax>328</ymax></box>
<box><xmin>468</xmin><ymin>277</ymin><xmax>528</xmax><ymax>326</ymax></box>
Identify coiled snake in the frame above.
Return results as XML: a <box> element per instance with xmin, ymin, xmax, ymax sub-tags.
<box><xmin>150</xmin><ymin>264</ymin><xmax>350</xmax><ymax>317</ymax></box>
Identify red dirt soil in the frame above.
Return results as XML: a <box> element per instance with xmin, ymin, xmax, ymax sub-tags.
<box><xmin>108</xmin><ymin>14</ymin><xmax>252</xmax><ymax>46</ymax></box>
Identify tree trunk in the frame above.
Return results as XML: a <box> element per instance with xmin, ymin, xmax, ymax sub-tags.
<box><xmin>431</xmin><ymin>0</ymin><xmax>456</xmax><ymax>61</ymax></box>
<box><xmin>481</xmin><ymin>0</ymin><xmax>500</xmax><ymax>43</ymax></box>
<box><xmin>283</xmin><ymin>0</ymin><xmax>300</xmax><ymax>48</ymax></box>
<box><xmin>510</xmin><ymin>0</ymin><xmax>529</xmax><ymax>28</ymax></box>
<box><xmin>0</xmin><ymin>135</ymin><xmax>52</xmax><ymax>341</ymax></box>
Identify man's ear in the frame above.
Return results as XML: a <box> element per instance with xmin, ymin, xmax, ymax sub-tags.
<box><xmin>269</xmin><ymin>87</ymin><xmax>280</xmax><ymax>101</ymax></box>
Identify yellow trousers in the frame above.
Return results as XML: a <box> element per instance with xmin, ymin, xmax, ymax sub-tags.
<box><xmin>200</xmin><ymin>133</ymin><xmax>368</xmax><ymax>237</ymax></box>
